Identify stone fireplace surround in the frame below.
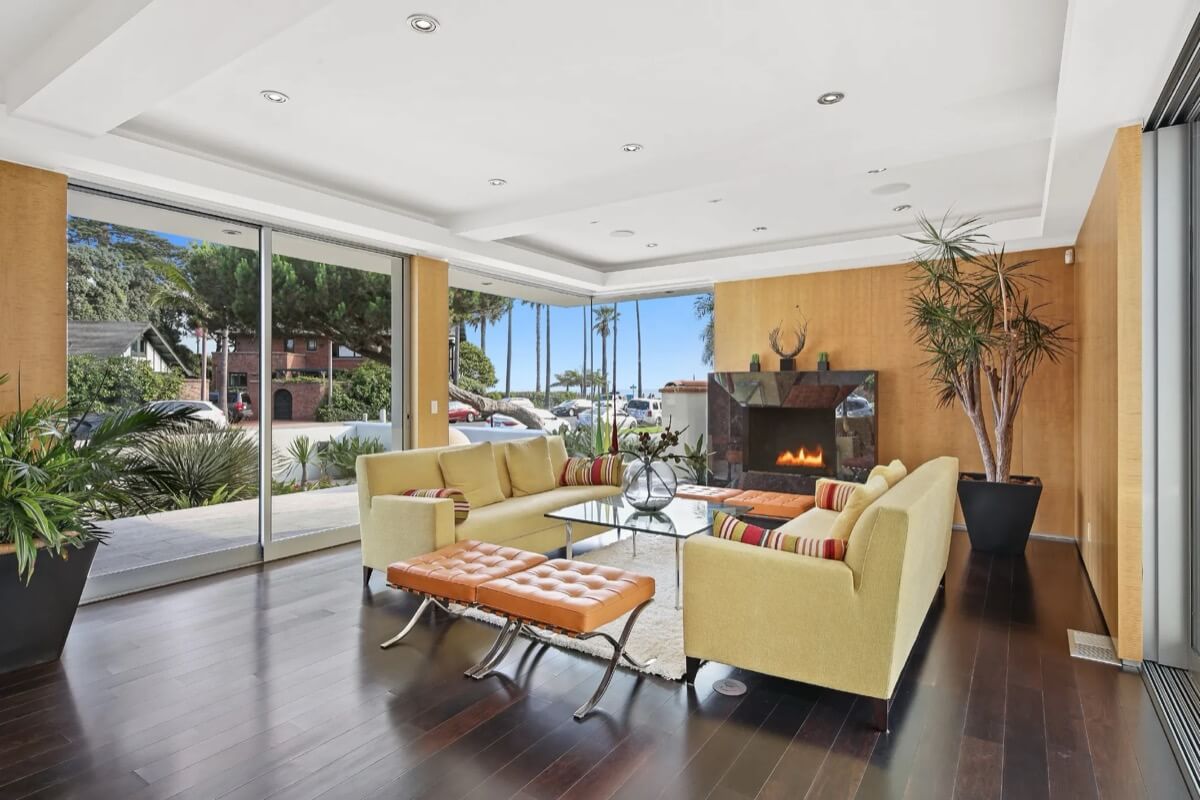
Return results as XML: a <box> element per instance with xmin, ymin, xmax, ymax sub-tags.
<box><xmin>707</xmin><ymin>370</ymin><xmax>878</xmax><ymax>495</ymax></box>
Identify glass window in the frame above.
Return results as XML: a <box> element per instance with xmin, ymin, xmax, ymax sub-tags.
<box><xmin>335</xmin><ymin>344</ymin><xmax>360</xmax><ymax>358</ymax></box>
<box><xmin>284</xmin><ymin>338</ymin><xmax>295</xmax><ymax>352</ymax></box>
<box><xmin>305</xmin><ymin>338</ymin><xmax>318</xmax><ymax>352</ymax></box>
<box><xmin>229</xmin><ymin>371</ymin><xmax>248</xmax><ymax>388</ymax></box>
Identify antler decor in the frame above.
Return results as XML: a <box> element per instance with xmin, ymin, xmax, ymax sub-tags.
<box><xmin>768</xmin><ymin>306</ymin><xmax>808</xmax><ymax>360</ymax></box>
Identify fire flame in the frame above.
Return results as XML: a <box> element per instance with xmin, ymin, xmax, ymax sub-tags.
<box><xmin>775</xmin><ymin>445</ymin><xmax>825</xmax><ymax>468</ymax></box>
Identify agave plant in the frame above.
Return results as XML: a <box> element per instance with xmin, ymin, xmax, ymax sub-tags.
<box><xmin>287</xmin><ymin>435</ymin><xmax>318</xmax><ymax>490</ymax></box>
<box><xmin>906</xmin><ymin>215</ymin><xmax>1069</xmax><ymax>483</ymax></box>
<box><xmin>321</xmin><ymin>434</ymin><xmax>386</xmax><ymax>478</ymax></box>
<box><xmin>0</xmin><ymin>374</ymin><xmax>193</xmax><ymax>582</ymax></box>
<box><xmin>119</xmin><ymin>428</ymin><xmax>259</xmax><ymax>512</ymax></box>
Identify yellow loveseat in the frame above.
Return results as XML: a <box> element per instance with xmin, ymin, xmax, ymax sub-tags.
<box><xmin>356</xmin><ymin>436</ymin><xmax>618</xmax><ymax>584</ymax></box>
<box><xmin>682</xmin><ymin>456</ymin><xmax>959</xmax><ymax>730</ymax></box>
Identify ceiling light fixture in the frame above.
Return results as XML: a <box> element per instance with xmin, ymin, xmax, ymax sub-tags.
<box><xmin>222</xmin><ymin>228</ymin><xmax>242</xmax><ymax>236</ymax></box>
<box><xmin>487</xmin><ymin>178</ymin><xmax>507</xmax><ymax>186</ymax></box>
<box><xmin>893</xmin><ymin>204</ymin><xmax>912</xmax><ymax>212</ymax></box>
<box><xmin>408</xmin><ymin>14</ymin><xmax>439</xmax><ymax>33</ymax></box>
<box><xmin>752</xmin><ymin>226</ymin><xmax>768</xmax><ymax>232</ymax></box>
<box><xmin>707</xmin><ymin>198</ymin><xmax>723</xmax><ymax>204</ymax></box>
<box><xmin>260</xmin><ymin>90</ymin><xmax>289</xmax><ymax>104</ymax></box>
<box><xmin>610</xmin><ymin>229</ymin><xmax>635</xmax><ymax>238</ymax></box>
<box><xmin>481</xmin><ymin>281</ymin><xmax>493</xmax><ymax>286</ymax></box>
<box><xmin>817</xmin><ymin>91</ymin><xmax>845</xmax><ymax>105</ymax></box>
<box><xmin>646</xmin><ymin>243</ymin><xmax>658</xmax><ymax>248</ymax></box>
<box><xmin>621</xmin><ymin>143</ymin><xmax>643</xmax><ymax>153</ymax></box>
<box><xmin>867</xmin><ymin>167</ymin><xmax>887</xmax><ymax>174</ymax></box>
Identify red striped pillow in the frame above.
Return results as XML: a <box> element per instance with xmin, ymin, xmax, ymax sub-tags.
<box><xmin>560</xmin><ymin>454</ymin><xmax>624</xmax><ymax>487</ymax></box>
<box><xmin>712</xmin><ymin>511</ymin><xmax>846</xmax><ymax>560</ymax></box>
<box><xmin>400</xmin><ymin>488</ymin><xmax>470</xmax><ymax>523</ymax></box>
<box><xmin>814</xmin><ymin>478</ymin><xmax>857</xmax><ymax>511</ymax></box>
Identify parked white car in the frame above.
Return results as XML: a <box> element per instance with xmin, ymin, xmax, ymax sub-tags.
<box><xmin>501</xmin><ymin>397</ymin><xmax>536</xmax><ymax>410</ymax></box>
<box><xmin>530</xmin><ymin>407</ymin><xmax>567</xmax><ymax>432</ymax></box>
<box><xmin>578</xmin><ymin>402</ymin><xmax>636</xmax><ymax>430</ymax></box>
<box><xmin>147</xmin><ymin>400</ymin><xmax>229</xmax><ymax>429</ymax></box>
<box><xmin>626</xmin><ymin>397</ymin><xmax>663</xmax><ymax>426</ymax></box>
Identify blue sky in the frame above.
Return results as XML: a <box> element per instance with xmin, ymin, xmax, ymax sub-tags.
<box><xmin>153</xmin><ymin>231</ymin><xmax>709</xmax><ymax>392</ymax></box>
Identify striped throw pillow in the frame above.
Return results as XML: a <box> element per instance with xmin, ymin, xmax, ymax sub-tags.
<box><xmin>814</xmin><ymin>478</ymin><xmax>857</xmax><ymax>511</ymax></box>
<box><xmin>712</xmin><ymin>511</ymin><xmax>846</xmax><ymax>560</ymax></box>
<box><xmin>400</xmin><ymin>488</ymin><xmax>470</xmax><ymax>523</ymax></box>
<box><xmin>560</xmin><ymin>454</ymin><xmax>624</xmax><ymax>487</ymax></box>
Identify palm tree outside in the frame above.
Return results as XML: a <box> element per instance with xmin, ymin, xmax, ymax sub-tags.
<box><xmin>591</xmin><ymin>305</ymin><xmax>619</xmax><ymax>395</ymax></box>
<box><xmin>694</xmin><ymin>292</ymin><xmax>715</xmax><ymax>366</ymax></box>
<box><xmin>522</xmin><ymin>300</ymin><xmax>542</xmax><ymax>393</ymax></box>
<box><xmin>505</xmin><ymin>303</ymin><xmax>513</xmax><ymax>396</ymax></box>
<box><xmin>545</xmin><ymin>306</ymin><xmax>552</xmax><ymax>408</ymax></box>
<box><xmin>635</xmin><ymin>300</ymin><xmax>642</xmax><ymax>397</ymax></box>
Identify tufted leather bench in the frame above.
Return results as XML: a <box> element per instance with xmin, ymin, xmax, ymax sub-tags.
<box><xmin>382</xmin><ymin>540</ymin><xmax>655</xmax><ymax>719</ymax></box>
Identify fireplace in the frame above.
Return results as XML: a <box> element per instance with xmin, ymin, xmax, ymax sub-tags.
<box><xmin>708</xmin><ymin>370</ymin><xmax>877</xmax><ymax>494</ymax></box>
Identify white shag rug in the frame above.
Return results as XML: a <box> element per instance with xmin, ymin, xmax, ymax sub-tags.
<box><xmin>460</xmin><ymin>532</ymin><xmax>685</xmax><ymax>680</ymax></box>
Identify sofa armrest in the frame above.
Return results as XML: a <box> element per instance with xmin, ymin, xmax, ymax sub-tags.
<box><xmin>361</xmin><ymin>495</ymin><xmax>456</xmax><ymax>571</ymax></box>
<box><xmin>683</xmin><ymin>535</ymin><xmax>892</xmax><ymax>697</ymax></box>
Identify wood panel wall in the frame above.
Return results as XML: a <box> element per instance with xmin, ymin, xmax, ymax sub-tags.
<box><xmin>1075</xmin><ymin>125</ymin><xmax>1143</xmax><ymax>661</ymax></box>
<box><xmin>714</xmin><ymin>246</ymin><xmax>1076</xmax><ymax>538</ymax></box>
<box><xmin>0</xmin><ymin>161</ymin><xmax>68</xmax><ymax>414</ymax></box>
<box><xmin>409</xmin><ymin>255</ymin><xmax>449</xmax><ymax>448</ymax></box>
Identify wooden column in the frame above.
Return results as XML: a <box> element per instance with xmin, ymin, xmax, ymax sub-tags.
<box><xmin>0</xmin><ymin>161</ymin><xmax>68</xmax><ymax>413</ymax></box>
<box><xmin>409</xmin><ymin>255</ymin><xmax>449</xmax><ymax>448</ymax></box>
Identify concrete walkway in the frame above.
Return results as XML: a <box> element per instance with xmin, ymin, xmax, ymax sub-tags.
<box><xmin>90</xmin><ymin>484</ymin><xmax>360</xmax><ymax>576</ymax></box>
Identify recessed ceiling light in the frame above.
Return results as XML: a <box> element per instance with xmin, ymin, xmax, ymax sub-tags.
<box><xmin>621</xmin><ymin>143</ymin><xmax>643</xmax><ymax>153</ymax></box>
<box><xmin>752</xmin><ymin>226</ymin><xmax>768</xmax><ymax>232</ymax></box>
<box><xmin>487</xmin><ymin>178</ymin><xmax>507</xmax><ymax>186</ymax></box>
<box><xmin>610</xmin><ymin>229</ymin><xmax>635</xmax><ymax>238</ymax></box>
<box><xmin>222</xmin><ymin>228</ymin><xmax>242</xmax><ymax>236</ymax></box>
<box><xmin>408</xmin><ymin>14</ymin><xmax>439</xmax><ymax>33</ymax></box>
<box><xmin>481</xmin><ymin>281</ymin><xmax>493</xmax><ymax>286</ymax></box>
<box><xmin>646</xmin><ymin>243</ymin><xmax>658</xmax><ymax>248</ymax></box>
<box><xmin>707</xmin><ymin>198</ymin><xmax>723</xmax><ymax>204</ymax></box>
<box><xmin>665</xmin><ymin>290</ymin><xmax>675</xmax><ymax>294</ymax></box>
<box><xmin>589</xmin><ymin>220</ymin><xmax>600</xmax><ymax>225</ymax></box>
<box><xmin>817</xmin><ymin>91</ymin><xmax>845</xmax><ymax>105</ymax></box>
<box><xmin>867</xmin><ymin>167</ymin><xmax>887</xmax><ymax>174</ymax></box>
<box><xmin>893</xmin><ymin>204</ymin><xmax>912</xmax><ymax>212</ymax></box>
<box><xmin>260</xmin><ymin>90</ymin><xmax>289</xmax><ymax>104</ymax></box>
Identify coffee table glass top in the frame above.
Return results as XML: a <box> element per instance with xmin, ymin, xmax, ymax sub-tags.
<box><xmin>545</xmin><ymin>495</ymin><xmax>739</xmax><ymax>538</ymax></box>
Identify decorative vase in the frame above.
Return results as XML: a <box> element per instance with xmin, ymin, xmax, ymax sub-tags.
<box><xmin>780</xmin><ymin>358</ymin><xmax>796</xmax><ymax>371</ymax></box>
<box><xmin>622</xmin><ymin>457</ymin><xmax>678</xmax><ymax>512</ymax></box>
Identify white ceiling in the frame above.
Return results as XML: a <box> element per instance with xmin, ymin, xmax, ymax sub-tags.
<box><xmin>0</xmin><ymin>0</ymin><xmax>1196</xmax><ymax>299</ymax></box>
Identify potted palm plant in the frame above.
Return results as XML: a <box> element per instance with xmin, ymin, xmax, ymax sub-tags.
<box><xmin>906</xmin><ymin>216</ymin><xmax>1068</xmax><ymax>555</ymax></box>
<box><xmin>0</xmin><ymin>375</ymin><xmax>187</xmax><ymax>673</ymax></box>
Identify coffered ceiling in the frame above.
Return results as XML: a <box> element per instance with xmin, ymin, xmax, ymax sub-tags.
<box><xmin>0</xmin><ymin>0</ymin><xmax>1195</xmax><ymax>299</ymax></box>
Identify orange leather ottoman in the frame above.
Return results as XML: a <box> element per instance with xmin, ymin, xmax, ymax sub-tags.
<box><xmin>476</xmin><ymin>559</ymin><xmax>654</xmax><ymax>635</ymax></box>
<box><xmin>385</xmin><ymin>540</ymin><xmax>546</xmax><ymax>604</ymax></box>
<box><xmin>725</xmin><ymin>490</ymin><xmax>815</xmax><ymax>520</ymax></box>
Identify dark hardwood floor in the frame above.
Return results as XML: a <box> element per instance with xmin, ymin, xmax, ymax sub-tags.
<box><xmin>0</xmin><ymin>534</ymin><xmax>1187</xmax><ymax>799</ymax></box>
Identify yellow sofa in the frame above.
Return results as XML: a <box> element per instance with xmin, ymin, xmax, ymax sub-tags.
<box><xmin>356</xmin><ymin>436</ymin><xmax>618</xmax><ymax>583</ymax></box>
<box><xmin>682</xmin><ymin>456</ymin><xmax>959</xmax><ymax>730</ymax></box>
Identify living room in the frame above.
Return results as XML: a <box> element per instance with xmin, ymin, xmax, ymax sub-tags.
<box><xmin>3</xmin><ymin>1</ymin><xmax>1200</xmax><ymax>798</ymax></box>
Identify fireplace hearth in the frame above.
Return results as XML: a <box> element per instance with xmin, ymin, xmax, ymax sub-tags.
<box><xmin>708</xmin><ymin>370</ymin><xmax>877</xmax><ymax>494</ymax></box>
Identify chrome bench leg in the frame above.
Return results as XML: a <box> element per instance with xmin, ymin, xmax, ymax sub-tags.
<box><xmin>574</xmin><ymin>600</ymin><xmax>652</xmax><ymax>720</ymax></box>
<box><xmin>465</xmin><ymin>620</ymin><xmax>521</xmax><ymax>679</ymax></box>
<box><xmin>379</xmin><ymin>596</ymin><xmax>433</xmax><ymax>649</ymax></box>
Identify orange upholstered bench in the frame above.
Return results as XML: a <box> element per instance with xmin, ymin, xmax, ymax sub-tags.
<box><xmin>382</xmin><ymin>540</ymin><xmax>655</xmax><ymax>719</ymax></box>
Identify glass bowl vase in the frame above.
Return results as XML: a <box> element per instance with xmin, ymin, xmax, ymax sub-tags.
<box><xmin>621</xmin><ymin>458</ymin><xmax>678</xmax><ymax>512</ymax></box>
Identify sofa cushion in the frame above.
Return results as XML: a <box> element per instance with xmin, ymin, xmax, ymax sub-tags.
<box><xmin>712</xmin><ymin>511</ymin><xmax>846</xmax><ymax>560</ymax></box>
<box><xmin>561</xmin><ymin>454</ymin><xmax>624</xmax><ymax>486</ymax></box>
<box><xmin>453</xmin><ymin>484</ymin><xmax>620</xmax><ymax>543</ymax></box>
<box><xmin>813</xmin><ymin>479</ymin><xmax>857</xmax><ymax>511</ymax></box>
<box><xmin>438</xmin><ymin>442</ymin><xmax>505</xmax><ymax>508</ymax></box>
<box><xmin>868</xmin><ymin>459</ymin><xmax>908</xmax><ymax>488</ymax></box>
<box><xmin>547</xmin><ymin>436</ymin><xmax>569</xmax><ymax>480</ymax></box>
<box><xmin>506</xmin><ymin>436</ymin><xmax>557</xmax><ymax>497</ymax></box>
<box><xmin>359</xmin><ymin>448</ymin><xmax>445</xmax><ymax>497</ymax></box>
<box><xmin>829</xmin><ymin>475</ymin><xmax>889</xmax><ymax>540</ymax></box>
<box><xmin>493</xmin><ymin>443</ymin><xmax>514</xmax><ymax>498</ymax></box>
<box><xmin>776</xmin><ymin>507</ymin><xmax>840</xmax><ymax>539</ymax></box>
<box><xmin>399</xmin><ymin>488</ymin><xmax>469</xmax><ymax>523</ymax></box>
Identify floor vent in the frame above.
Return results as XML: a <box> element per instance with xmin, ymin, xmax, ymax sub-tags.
<box><xmin>1143</xmin><ymin>660</ymin><xmax>1200</xmax><ymax>800</ymax></box>
<box><xmin>1067</xmin><ymin>629</ymin><xmax>1119</xmax><ymax>666</ymax></box>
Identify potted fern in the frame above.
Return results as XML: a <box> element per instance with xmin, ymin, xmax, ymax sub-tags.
<box><xmin>0</xmin><ymin>375</ymin><xmax>187</xmax><ymax>673</ymax></box>
<box><xmin>906</xmin><ymin>216</ymin><xmax>1068</xmax><ymax>555</ymax></box>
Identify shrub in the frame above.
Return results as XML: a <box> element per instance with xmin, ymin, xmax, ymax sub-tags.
<box><xmin>315</xmin><ymin>388</ymin><xmax>367</xmax><ymax>421</ymax></box>
<box><xmin>316</xmin><ymin>362</ymin><xmax>391</xmax><ymax>421</ymax></box>
<box><xmin>67</xmin><ymin>355</ymin><xmax>184</xmax><ymax>412</ymax></box>
<box><xmin>120</xmin><ymin>428</ymin><xmax>259</xmax><ymax>512</ymax></box>
<box><xmin>322</xmin><ymin>434</ymin><xmax>386</xmax><ymax>477</ymax></box>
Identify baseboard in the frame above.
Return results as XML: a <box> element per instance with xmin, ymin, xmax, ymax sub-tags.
<box><xmin>950</xmin><ymin>523</ymin><xmax>1075</xmax><ymax>544</ymax></box>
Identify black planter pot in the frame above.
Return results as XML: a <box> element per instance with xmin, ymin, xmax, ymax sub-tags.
<box><xmin>957</xmin><ymin>473</ymin><xmax>1042</xmax><ymax>556</ymax></box>
<box><xmin>0</xmin><ymin>540</ymin><xmax>97</xmax><ymax>675</ymax></box>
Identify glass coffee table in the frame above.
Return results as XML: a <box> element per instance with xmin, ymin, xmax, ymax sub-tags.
<box><xmin>545</xmin><ymin>495</ymin><xmax>743</xmax><ymax>609</ymax></box>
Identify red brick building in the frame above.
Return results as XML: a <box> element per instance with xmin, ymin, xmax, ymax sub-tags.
<box><xmin>210</xmin><ymin>335</ymin><xmax>367</xmax><ymax>421</ymax></box>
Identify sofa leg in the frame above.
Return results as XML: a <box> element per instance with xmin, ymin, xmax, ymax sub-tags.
<box><xmin>870</xmin><ymin>697</ymin><xmax>891</xmax><ymax>734</ymax></box>
<box><xmin>685</xmin><ymin>656</ymin><xmax>702</xmax><ymax>685</ymax></box>
<box><xmin>363</xmin><ymin>566</ymin><xmax>374</xmax><ymax>587</ymax></box>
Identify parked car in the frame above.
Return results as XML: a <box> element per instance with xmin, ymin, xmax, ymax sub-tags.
<box><xmin>208</xmin><ymin>390</ymin><xmax>255</xmax><ymax>422</ymax></box>
<box><xmin>836</xmin><ymin>396</ymin><xmax>874</xmax><ymax>419</ymax></box>
<box><xmin>530</xmin><ymin>407</ymin><xmax>566</xmax><ymax>432</ymax></box>
<box><xmin>626</xmin><ymin>397</ymin><xmax>663</xmax><ymax>426</ymax></box>
<box><xmin>147</xmin><ymin>400</ymin><xmax>228</xmax><ymax>429</ymax></box>
<box><xmin>67</xmin><ymin>411</ymin><xmax>108</xmax><ymax>440</ymax></box>
<box><xmin>489</xmin><ymin>413</ymin><xmax>525</xmax><ymax>428</ymax></box>
<box><xmin>501</xmin><ymin>397</ymin><xmax>536</xmax><ymax>410</ymax></box>
<box><xmin>578</xmin><ymin>402</ymin><xmax>635</xmax><ymax>430</ymax></box>
<box><xmin>448</xmin><ymin>400</ymin><xmax>480</xmax><ymax>423</ymax></box>
<box><xmin>553</xmin><ymin>398</ymin><xmax>592</xmax><ymax>417</ymax></box>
